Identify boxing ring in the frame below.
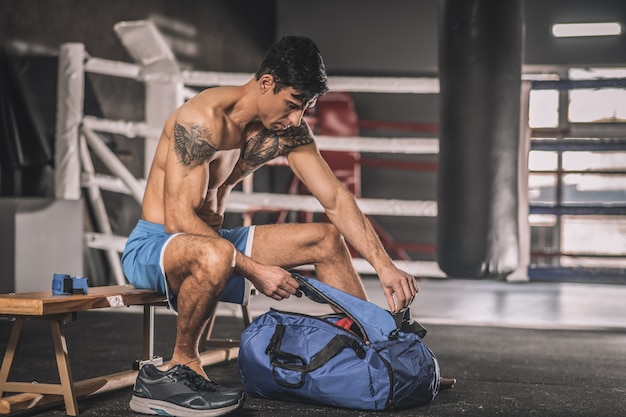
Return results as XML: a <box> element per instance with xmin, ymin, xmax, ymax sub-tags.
<box><xmin>55</xmin><ymin>20</ymin><xmax>625</xmax><ymax>289</ymax></box>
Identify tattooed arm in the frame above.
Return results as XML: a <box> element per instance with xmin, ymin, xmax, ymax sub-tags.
<box><xmin>162</xmin><ymin>121</ymin><xmax>221</xmax><ymax>235</ymax></box>
<box><xmin>173</xmin><ymin>123</ymin><xmax>218</xmax><ymax>166</ymax></box>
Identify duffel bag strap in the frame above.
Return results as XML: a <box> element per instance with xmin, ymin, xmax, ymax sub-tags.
<box><xmin>265</xmin><ymin>325</ymin><xmax>366</xmax><ymax>387</ymax></box>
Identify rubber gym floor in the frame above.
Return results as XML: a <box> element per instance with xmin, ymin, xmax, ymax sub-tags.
<box><xmin>1</xmin><ymin>277</ymin><xmax>625</xmax><ymax>417</ymax></box>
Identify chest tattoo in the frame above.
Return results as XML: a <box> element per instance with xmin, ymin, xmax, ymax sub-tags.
<box><xmin>173</xmin><ymin>122</ymin><xmax>218</xmax><ymax>166</ymax></box>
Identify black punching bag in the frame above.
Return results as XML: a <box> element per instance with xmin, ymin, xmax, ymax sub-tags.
<box><xmin>437</xmin><ymin>0</ymin><xmax>524</xmax><ymax>278</ymax></box>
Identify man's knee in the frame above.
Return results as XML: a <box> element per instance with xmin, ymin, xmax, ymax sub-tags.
<box><xmin>199</xmin><ymin>238</ymin><xmax>235</xmax><ymax>273</ymax></box>
<box><xmin>184</xmin><ymin>238</ymin><xmax>235</xmax><ymax>295</ymax></box>
<box><xmin>188</xmin><ymin>239</ymin><xmax>233</xmax><ymax>300</ymax></box>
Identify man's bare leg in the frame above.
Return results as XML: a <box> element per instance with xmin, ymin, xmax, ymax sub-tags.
<box><xmin>251</xmin><ymin>222</ymin><xmax>367</xmax><ymax>299</ymax></box>
<box><xmin>162</xmin><ymin>234</ymin><xmax>235</xmax><ymax>378</ymax></box>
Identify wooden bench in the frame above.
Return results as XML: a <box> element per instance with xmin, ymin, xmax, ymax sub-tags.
<box><xmin>0</xmin><ymin>285</ymin><xmax>242</xmax><ymax>416</ymax></box>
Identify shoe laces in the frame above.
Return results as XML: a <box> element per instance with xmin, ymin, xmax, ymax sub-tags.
<box><xmin>174</xmin><ymin>365</ymin><xmax>219</xmax><ymax>392</ymax></box>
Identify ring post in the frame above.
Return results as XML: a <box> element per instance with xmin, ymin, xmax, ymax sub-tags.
<box><xmin>55</xmin><ymin>43</ymin><xmax>85</xmax><ymax>200</ymax></box>
<box><xmin>508</xmin><ymin>81</ymin><xmax>532</xmax><ymax>282</ymax></box>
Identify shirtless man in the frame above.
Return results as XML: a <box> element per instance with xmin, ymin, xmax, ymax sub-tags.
<box><xmin>122</xmin><ymin>36</ymin><xmax>420</xmax><ymax>416</ymax></box>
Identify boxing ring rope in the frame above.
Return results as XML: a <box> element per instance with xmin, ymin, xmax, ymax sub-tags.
<box><xmin>82</xmin><ymin>114</ymin><xmax>439</xmax><ymax>154</ymax></box>
<box><xmin>183</xmin><ymin>70</ymin><xmax>441</xmax><ymax>94</ymax></box>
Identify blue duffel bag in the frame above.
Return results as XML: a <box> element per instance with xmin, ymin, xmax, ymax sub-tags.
<box><xmin>238</xmin><ymin>274</ymin><xmax>440</xmax><ymax>411</ymax></box>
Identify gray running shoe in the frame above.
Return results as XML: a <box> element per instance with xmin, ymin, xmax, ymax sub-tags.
<box><xmin>130</xmin><ymin>364</ymin><xmax>245</xmax><ymax>417</ymax></box>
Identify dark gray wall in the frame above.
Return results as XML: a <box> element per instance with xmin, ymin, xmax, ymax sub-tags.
<box><xmin>278</xmin><ymin>0</ymin><xmax>439</xmax><ymax>76</ymax></box>
<box><xmin>277</xmin><ymin>0</ymin><xmax>626</xmax><ymax>71</ymax></box>
<box><xmin>1</xmin><ymin>0</ymin><xmax>275</xmax><ymax>122</ymax></box>
<box><xmin>1</xmin><ymin>0</ymin><xmax>274</xmax><ymax>71</ymax></box>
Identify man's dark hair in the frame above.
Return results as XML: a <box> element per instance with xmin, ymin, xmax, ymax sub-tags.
<box><xmin>255</xmin><ymin>36</ymin><xmax>329</xmax><ymax>104</ymax></box>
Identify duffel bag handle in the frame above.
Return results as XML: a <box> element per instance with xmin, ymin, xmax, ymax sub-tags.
<box><xmin>265</xmin><ymin>324</ymin><xmax>366</xmax><ymax>388</ymax></box>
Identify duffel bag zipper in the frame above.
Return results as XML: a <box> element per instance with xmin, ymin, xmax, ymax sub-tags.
<box><xmin>296</xmin><ymin>282</ymin><xmax>369</xmax><ymax>343</ymax></box>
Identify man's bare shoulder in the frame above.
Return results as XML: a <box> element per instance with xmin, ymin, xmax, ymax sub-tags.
<box><xmin>168</xmin><ymin>88</ymin><xmax>242</xmax><ymax>167</ymax></box>
<box><xmin>175</xmin><ymin>88</ymin><xmax>227</xmax><ymax>125</ymax></box>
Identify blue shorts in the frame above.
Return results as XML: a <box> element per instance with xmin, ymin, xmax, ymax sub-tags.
<box><xmin>121</xmin><ymin>219</ymin><xmax>254</xmax><ymax>312</ymax></box>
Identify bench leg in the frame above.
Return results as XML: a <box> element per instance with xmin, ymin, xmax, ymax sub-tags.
<box><xmin>241</xmin><ymin>304</ymin><xmax>252</xmax><ymax>327</ymax></box>
<box><xmin>0</xmin><ymin>318</ymin><xmax>25</xmax><ymax>398</ymax></box>
<box><xmin>142</xmin><ymin>304</ymin><xmax>155</xmax><ymax>360</ymax></box>
<box><xmin>200</xmin><ymin>303</ymin><xmax>252</xmax><ymax>350</ymax></box>
<box><xmin>133</xmin><ymin>304</ymin><xmax>163</xmax><ymax>369</ymax></box>
<box><xmin>50</xmin><ymin>319</ymin><xmax>79</xmax><ymax>416</ymax></box>
<box><xmin>0</xmin><ymin>317</ymin><xmax>79</xmax><ymax>416</ymax></box>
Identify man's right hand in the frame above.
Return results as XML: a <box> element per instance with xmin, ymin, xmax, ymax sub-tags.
<box><xmin>248</xmin><ymin>265</ymin><xmax>300</xmax><ymax>301</ymax></box>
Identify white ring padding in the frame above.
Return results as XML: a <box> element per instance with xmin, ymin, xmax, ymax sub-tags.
<box><xmin>327</xmin><ymin>75</ymin><xmax>439</xmax><ymax>94</ymax></box>
<box><xmin>288</xmin><ymin>259</ymin><xmax>445</xmax><ymax>278</ymax></box>
<box><xmin>83</xmin><ymin>116</ymin><xmax>163</xmax><ymax>139</ymax></box>
<box><xmin>85</xmin><ymin>55</ymin><xmax>440</xmax><ymax>94</ymax></box>
<box><xmin>81</xmin><ymin>173</ymin><xmax>147</xmax><ymax>194</ymax></box>
<box><xmin>84</xmin><ymin>56</ymin><xmax>141</xmax><ymax>79</ymax></box>
<box><xmin>82</xmin><ymin>116</ymin><xmax>439</xmax><ymax>154</ymax></box>
<box><xmin>83</xmin><ymin>174</ymin><xmax>437</xmax><ymax>217</ymax></box>
<box><xmin>183</xmin><ymin>70</ymin><xmax>251</xmax><ymax>87</ymax></box>
<box><xmin>85</xmin><ymin>60</ymin><xmax>440</xmax><ymax>94</ymax></box>
<box><xmin>315</xmin><ymin>136</ymin><xmax>439</xmax><ymax>154</ymax></box>
<box><xmin>182</xmin><ymin>70</ymin><xmax>439</xmax><ymax>94</ymax></box>
<box><xmin>226</xmin><ymin>191</ymin><xmax>437</xmax><ymax>217</ymax></box>
<box><xmin>85</xmin><ymin>231</ymin><xmax>128</xmax><ymax>252</ymax></box>
<box><xmin>82</xmin><ymin>232</ymin><xmax>446</xmax><ymax>279</ymax></box>
<box><xmin>350</xmin><ymin>258</ymin><xmax>445</xmax><ymax>278</ymax></box>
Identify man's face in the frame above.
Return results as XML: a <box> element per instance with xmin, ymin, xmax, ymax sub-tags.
<box><xmin>258</xmin><ymin>76</ymin><xmax>317</xmax><ymax>131</ymax></box>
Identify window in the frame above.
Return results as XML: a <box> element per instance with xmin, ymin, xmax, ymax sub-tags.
<box><xmin>529</xmin><ymin>90</ymin><xmax>559</xmax><ymax>128</ymax></box>
<box><xmin>527</xmin><ymin>67</ymin><xmax>626</xmax><ymax>275</ymax></box>
<box><xmin>568</xmin><ymin>68</ymin><xmax>626</xmax><ymax>123</ymax></box>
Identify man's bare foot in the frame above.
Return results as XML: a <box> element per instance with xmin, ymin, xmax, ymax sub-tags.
<box><xmin>440</xmin><ymin>377</ymin><xmax>456</xmax><ymax>390</ymax></box>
